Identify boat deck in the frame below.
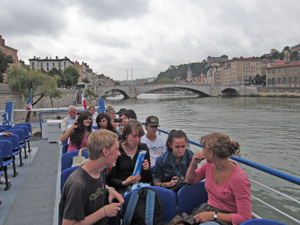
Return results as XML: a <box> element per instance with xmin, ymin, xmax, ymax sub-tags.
<box><xmin>0</xmin><ymin>134</ymin><xmax>61</xmax><ymax>225</ymax></box>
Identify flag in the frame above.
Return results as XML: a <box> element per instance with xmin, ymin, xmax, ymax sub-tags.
<box><xmin>81</xmin><ymin>93</ymin><xmax>87</xmax><ymax>109</ymax></box>
<box><xmin>26</xmin><ymin>89</ymin><xmax>32</xmax><ymax>110</ymax></box>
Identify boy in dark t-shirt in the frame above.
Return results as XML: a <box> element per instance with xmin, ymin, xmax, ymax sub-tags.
<box><xmin>60</xmin><ymin>130</ymin><xmax>124</xmax><ymax>225</ymax></box>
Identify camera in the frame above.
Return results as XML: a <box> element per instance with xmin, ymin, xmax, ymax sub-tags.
<box><xmin>114</xmin><ymin>118</ymin><xmax>122</xmax><ymax>123</ymax></box>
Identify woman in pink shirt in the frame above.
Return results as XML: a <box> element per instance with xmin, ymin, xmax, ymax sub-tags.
<box><xmin>60</xmin><ymin>112</ymin><xmax>93</xmax><ymax>152</ymax></box>
<box><xmin>186</xmin><ymin>133</ymin><xmax>251</xmax><ymax>225</ymax></box>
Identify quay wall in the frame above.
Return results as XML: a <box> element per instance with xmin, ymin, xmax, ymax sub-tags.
<box><xmin>0</xmin><ymin>84</ymin><xmax>99</xmax><ymax>122</ymax></box>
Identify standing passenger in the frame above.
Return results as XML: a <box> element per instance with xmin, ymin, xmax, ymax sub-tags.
<box><xmin>186</xmin><ymin>132</ymin><xmax>251</xmax><ymax>225</ymax></box>
<box><xmin>141</xmin><ymin>115</ymin><xmax>167</xmax><ymax>167</ymax></box>
<box><xmin>60</xmin><ymin>129</ymin><xmax>124</xmax><ymax>225</ymax></box>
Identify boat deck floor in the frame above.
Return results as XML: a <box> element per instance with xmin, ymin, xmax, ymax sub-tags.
<box><xmin>0</xmin><ymin>134</ymin><xmax>61</xmax><ymax>225</ymax></box>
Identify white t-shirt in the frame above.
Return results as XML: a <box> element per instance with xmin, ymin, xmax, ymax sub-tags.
<box><xmin>141</xmin><ymin>134</ymin><xmax>167</xmax><ymax>167</ymax></box>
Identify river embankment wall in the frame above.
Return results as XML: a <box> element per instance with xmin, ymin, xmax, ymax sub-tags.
<box><xmin>0</xmin><ymin>84</ymin><xmax>99</xmax><ymax>122</ymax></box>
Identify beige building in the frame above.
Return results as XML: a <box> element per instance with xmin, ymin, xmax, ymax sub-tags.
<box><xmin>266</xmin><ymin>62</ymin><xmax>300</xmax><ymax>87</ymax></box>
<box><xmin>223</xmin><ymin>58</ymin><xmax>262</xmax><ymax>85</ymax></box>
<box><xmin>29</xmin><ymin>56</ymin><xmax>74</xmax><ymax>71</ymax></box>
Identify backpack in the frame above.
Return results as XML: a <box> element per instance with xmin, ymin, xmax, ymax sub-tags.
<box><xmin>122</xmin><ymin>187</ymin><xmax>163</xmax><ymax>225</ymax></box>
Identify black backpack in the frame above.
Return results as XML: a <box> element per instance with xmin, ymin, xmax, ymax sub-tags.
<box><xmin>122</xmin><ymin>187</ymin><xmax>163</xmax><ymax>225</ymax></box>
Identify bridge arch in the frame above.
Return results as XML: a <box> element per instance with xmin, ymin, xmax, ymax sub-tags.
<box><xmin>101</xmin><ymin>88</ymin><xmax>130</xmax><ymax>99</ymax></box>
<box><xmin>221</xmin><ymin>88</ymin><xmax>239</xmax><ymax>96</ymax></box>
<box><xmin>142</xmin><ymin>86</ymin><xmax>210</xmax><ymax>97</ymax></box>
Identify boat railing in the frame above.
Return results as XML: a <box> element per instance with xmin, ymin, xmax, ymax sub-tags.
<box><xmin>158</xmin><ymin>128</ymin><xmax>300</xmax><ymax>224</ymax></box>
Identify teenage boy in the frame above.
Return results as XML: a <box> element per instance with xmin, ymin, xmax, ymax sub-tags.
<box><xmin>141</xmin><ymin>115</ymin><xmax>167</xmax><ymax>167</ymax></box>
<box><xmin>60</xmin><ymin>129</ymin><xmax>124</xmax><ymax>225</ymax></box>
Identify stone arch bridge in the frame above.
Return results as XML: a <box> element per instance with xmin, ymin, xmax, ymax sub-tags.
<box><xmin>96</xmin><ymin>83</ymin><xmax>257</xmax><ymax>99</ymax></box>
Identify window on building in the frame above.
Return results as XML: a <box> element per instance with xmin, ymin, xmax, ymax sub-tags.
<box><xmin>283</xmin><ymin>77</ymin><xmax>286</xmax><ymax>84</ymax></box>
<box><xmin>272</xmin><ymin>78</ymin><xmax>275</xmax><ymax>84</ymax></box>
<box><xmin>47</xmin><ymin>67</ymin><xmax>49</xmax><ymax>71</ymax></box>
<box><xmin>53</xmin><ymin>63</ymin><xmax>55</xmax><ymax>66</ymax></box>
<box><xmin>47</xmin><ymin>62</ymin><xmax>49</xmax><ymax>66</ymax></box>
<box><xmin>294</xmin><ymin>76</ymin><xmax>297</xmax><ymax>84</ymax></box>
<box><xmin>32</xmin><ymin>62</ymin><xmax>34</xmax><ymax>66</ymax></box>
<box><xmin>289</xmin><ymin>77</ymin><xmax>292</xmax><ymax>84</ymax></box>
<box><xmin>278</xmin><ymin>77</ymin><xmax>281</xmax><ymax>84</ymax></box>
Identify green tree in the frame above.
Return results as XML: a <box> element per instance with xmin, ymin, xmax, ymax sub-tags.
<box><xmin>7</xmin><ymin>66</ymin><xmax>62</xmax><ymax>122</ymax></box>
<box><xmin>48</xmin><ymin>67</ymin><xmax>64</xmax><ymax>87</ymax></box>
<box><xmin>62</xmin><ymin>66</ymin><xmax>79</xmax><ymax>87</ymax></box>
<box><xmin>0</xmin><ymin>51</ymin><xmax>13</xmax><ymax>83</ymax></box>
<box><xmin>84</xmin><ymin>87</ymin><xmax>97</xmax><ymax>104</ymax></box>
<box><xmin>290</xmin><ymin>51</ymin><xmax>299</xmax><ymax>61</ymax></box>
<box><xmin>82</xmin><ymin>77</ymin><xmax>89</xmax><ymax>83</ymax></box>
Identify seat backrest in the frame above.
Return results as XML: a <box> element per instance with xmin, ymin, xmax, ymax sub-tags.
<box><xmin>241</xmin><ymin>219</ymin><xmax>286</xmax><ymax>225</ymax></box>
<box><xmin>0</xmin><ymin>140</ymin><xmax>13</xmax><ymax>157</ymax></box>
<box><xmin>123</xmin><ymin>186</ymin><xmax>177</xmax><ymax>223</ymax></box>
<box><xmin>13</xmin><ymin>125</ymin><xmax>29</xmax><ymax>137</ymax></box>
<box><xmin>177</xmin><ymin>181</ymin><xmax>208</xmax><ymax>215</ymax></box>
<box><xmin>8</xmin><ymin>128</ymin><xmax>25</xmax><ymax>142</ymax></box>
<box><xmin>14</xmin><ymin>123</ymin><xmax>32</xmax><ymax>133</ymax></box>
<box><xmin>0</xmin><ymin>128</ymin><xmax>6</xmax><ymax>132</ymax></box>
<box><xmin>0</xmin><ymin>134</ymin><xmax>20</xmax><ymax>150</ymax></box>
<box><xmin>60</xmin><ymin>165</ymin><xmax>79</xmax><ymax>193</ymax></box>
<box><xmin>0</xmin><ymin>149</ymin><xmax>3</xmax><ymax>166</ymax></box>
<box><xmin>0</xmin><ymin>125</ymin><xmax>12</xmax><ymax>130</ymax></box>
<box><xmin>61</xmin><ymin>150</ymin><xmax>89</xmax><ymax>172</ymax></box>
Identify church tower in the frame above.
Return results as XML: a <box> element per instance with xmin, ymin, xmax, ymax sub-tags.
<box><xmin>187</xmin><ymin>62</ymin><xmax>192</xmax><ymax>82</ymax></box>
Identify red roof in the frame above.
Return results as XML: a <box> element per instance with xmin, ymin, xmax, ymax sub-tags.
<box><xmin>267</xmin><ymin>62</ymin><xmax>300</xmax><ymax>69</ymax></box>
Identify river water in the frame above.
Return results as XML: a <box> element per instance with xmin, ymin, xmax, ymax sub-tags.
<box><xmin>105</xmin><ymin>94</ymin><xmax>300</xmax><ymax>224</ymax></box>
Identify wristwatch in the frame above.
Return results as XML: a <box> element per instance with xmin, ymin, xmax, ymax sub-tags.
<box><xmin>108</xmin><ymin>187</ymin><xmax>116</xmax><ymax>191</ymax></box>
<box><xmin>214</xmin><ymin>211</ymin><xmax>218</xmax><ymax>221</ymax></box>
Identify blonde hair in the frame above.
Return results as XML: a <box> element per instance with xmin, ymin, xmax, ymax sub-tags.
<box><xmin>200</xmin><ymin>132</ymin><xmax>240</xmax><ymax>159</ymax></box>
<box><xmin>105</xmin><ymin>106</ymin><xmax>115</xmax><ymax>115</ymax></box>
<box><xmin>87</xmin><ymin>129</ymin><xmax>118</xmax><ymax>160</ymax></box>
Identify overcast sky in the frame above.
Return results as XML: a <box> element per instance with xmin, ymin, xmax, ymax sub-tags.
<box><xmin>1</xmin><ymin>0</ymin><xmax>299</xmax><ymax>81</ymax></box>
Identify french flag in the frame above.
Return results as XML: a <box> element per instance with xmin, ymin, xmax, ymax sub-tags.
<box><xmin>81</xmin><ymin>93</ymin><xmax>87</xmax><ymax>109</ymax></box>
<box><xmin>26</xmin><ymin>89</ymin><xmax>32</xmax><ymax>110</ymax></box>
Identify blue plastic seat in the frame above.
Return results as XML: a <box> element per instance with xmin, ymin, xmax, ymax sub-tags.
<box><xmin>0</xmin><ymin>128</ymin><xmax>6</xmax><ymax>132</ymax></box>
<box><xmin>60</xmin><ymin>166</ymin><xmax>79</xmax><ymax>193</ymax></box>
<box><xmin>122</xmin><ymin>186</ymin><xmax>177</xmax><ymax>223</ymax></box>
<box><xmin>0</xmin><ymin>125</ymin><xmax>12</xmax><ymax>130</ymax></box>
<box><xmin>241</xmin><ymin>219</ymin><xmax>286</xmax><ymax>225</ymax></box>
<box><xmin>14</xmin><ymin>123</ymin><xmax>32</xmax><ymax>134</ymax></box>
<box><xmin>177</xmin><ymin>181</ymin><xmax>208</xmax><ymax>215</ymax></box>
<box><xmin>61</xmin><ymin>150</ymin><xmax>88</xmax><ymax>172</ymax></box>
<box><xmin>0</xmin><ymin>140</ymin><xmax>15</xmax><ymax>190</ymax></box>
<box><xmin>8</xmin><ymin>128</ymin><xmax>28</xmax><ymax>158</ymax></box>
<box><xmin>12</xmin><ymin>125</ymin><xmax>31</xmax><ymax>152</ymax></box>
<box><xmin>0</xmin><ymin>134</ymin><xmax>23</xmax><ymax>167</ymax></box>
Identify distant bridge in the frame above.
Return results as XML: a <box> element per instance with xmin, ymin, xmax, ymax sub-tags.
<box><xmin>96</xmin><ymin>83</ymin><xmax>257</xmax><ymax>99</ymax></box>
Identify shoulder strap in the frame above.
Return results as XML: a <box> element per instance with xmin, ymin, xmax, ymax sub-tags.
<box><xmin>145</xmin><ymin>190</ymin><xmax>155</xmax><ymax>225</ymax></box>
<box><xmin>122</xmin><ymin>191</ymin><xmax>140</xmax><ymax>225</ymax></box>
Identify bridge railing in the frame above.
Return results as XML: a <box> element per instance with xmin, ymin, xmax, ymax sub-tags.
<box><xmin>157</xmin><ymin>128</ymin><xmax>300</xmax><ymax>224</ymax></box>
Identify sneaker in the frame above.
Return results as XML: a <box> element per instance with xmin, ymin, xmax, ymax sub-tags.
<box><xmin>0</xmin><ymin>176</ymin><xmax>10</xmax><ymax>184</ymax></box>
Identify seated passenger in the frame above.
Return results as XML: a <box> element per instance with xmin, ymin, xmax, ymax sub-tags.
<box><xmin>110</xmin><ymin>120</ymin><xmax>152</xmax><ymax>196</ymax></box>
<box><xmin>88</xmin><ymin>105</ymin><xmax>98</xmax><ymax>127</ymax></box>
<box><xmin>186</xmin><ymin>132</ymin><xmax>251</xmax><ymax>225</ymax></box>
<box><xmin>60</xmin><ymin>129</ymin><xmax>124</xmax><ymax>225</ymax></box>
<box><xmin>121</xmin><ymin>109</ymin><xmax>137</xmax><ymax>124</ymax></box>
<box><xmin>61</xmin><ymin>105</ymin><xmax>77</xmax><ymax>132</ymax></box>
<box><xmin>141</xmin><ymin>115</ymin><xmax>167</xmax><ymax>167</ymax></box>
<box><xmin>60</xmin><ymin>112</ymin><xmax>93</xmax><ymax>152</ymax></box>
<box><xmin>153</xmin><ymin>130</ymin><xmax>193</xmax><ymax>191</ymax></box>
<box><xmin>105</xmin><ymin>106</ymin><xmax>118</xmax><ymax>128</ymax></box>
<box><xmin>96</xmin><ymin>113</ymin><xmax>118</xmax><ymax>134</ymax></box>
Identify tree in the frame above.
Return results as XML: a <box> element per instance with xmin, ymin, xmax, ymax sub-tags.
<box><xmin>290</xmin><ymin>51</ymin><xmax>299</xmax><ymax>61</ymax></box>
<box><xmin>62</xmin><ymin>66</ymin><xmax>79</xmax><ymax>87</ymax></box>
<box><xmin>84</xmin><ymin>87</ymin><xmax>98</xmax><ymax>104</ymax></box>
<box><xmin>48</xmin><ymin>67</ymin><xmax>64</xmax><ymax>87</ymax></box>
<box><xmin>82</xmin><ymin>77</ymin><xmax>89</xmax><ymax>83</ymax></box>
<box><xmin>0</xmin><ymin>51</ymin><xmax>13</xmax><ymax>83</ymax></box>
<box><xmin>7</xmin><ymin>66</ymin><xmax>62</xmax><ymax>122</ymax></box>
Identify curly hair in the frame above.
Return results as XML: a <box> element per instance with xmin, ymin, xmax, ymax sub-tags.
<box><xmin>96</xmin><ymin>113</ymin><xmax>116</xmax><ymax>133</ymax></box>
<box><xmin>166</xmin><ymin>130</ymin><xmax>188</xmax><ymax>152</ymax></box>
<box><xmin>200</xmin><ymin>132</ymin><xmax>240</xmax><ymax>159</ymax></box>
<box><xmin>69</xmin><ymin>111</ymin><xmax>92</xmax><ymax>149</ymax></box>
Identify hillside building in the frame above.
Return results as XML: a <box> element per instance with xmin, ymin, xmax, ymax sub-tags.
<box><xmin>0</xmin><ymin>35</ymin><xmax>18</xmax><ymax>83</ymax></box>
<box><xmin>266</xmin><ymin>62</ymin><xmax>300</xmax><ymax>87</ymax></box>
<box><xmin>29</xmin><ymin>56</ymin><xmax>73</xmax><ymax>71</ymax></box>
